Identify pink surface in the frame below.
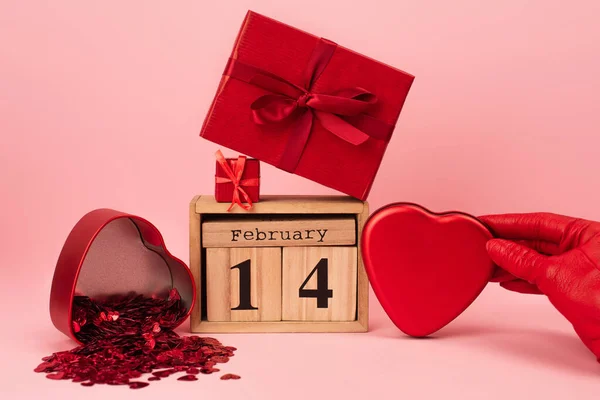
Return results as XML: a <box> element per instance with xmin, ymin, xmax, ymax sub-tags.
<box><xmin>1</xmin><ymin>1</ymin><xmax>599</xmax><ymax>398</ymax></box>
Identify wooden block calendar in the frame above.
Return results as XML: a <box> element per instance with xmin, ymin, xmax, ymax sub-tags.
<box><xmin>189</xmin><ymin>195</ymin><xmax>369</xmax><ymax>333</ymax></box>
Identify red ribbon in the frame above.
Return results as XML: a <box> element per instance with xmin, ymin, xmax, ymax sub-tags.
<box><xmin>215</xmin><ymin>150</ymin><xmax>259</xmax><ymax>211</ymax></box>
<box><xmin>224</xmin><ymin>38</ymin><xmax>394</xmax><ymax>173</ymax></box>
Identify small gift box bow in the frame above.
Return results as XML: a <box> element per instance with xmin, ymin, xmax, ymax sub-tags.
<box><xmin>215</xmin><ymin>150</ymin><xmax>259</xmax><ymax>211</ymax></box>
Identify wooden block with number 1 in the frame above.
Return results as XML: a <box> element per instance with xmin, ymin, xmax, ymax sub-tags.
<box><xmin>206</xmin><ymin>247</ymin><xmax>282</xmax><ymax>322</ymax></box>
<box><xmin>282</xmin><ymin>246</ymin><xmax>357</xmax><ymax>321</ymax></box>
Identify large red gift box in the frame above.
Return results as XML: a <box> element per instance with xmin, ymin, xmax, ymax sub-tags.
<box><xmin>200</xmin><ymin>10</ymin><xmax>414</xmax><ymax>200</ymax></box>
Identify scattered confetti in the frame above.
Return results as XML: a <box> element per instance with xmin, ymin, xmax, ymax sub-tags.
<box><xmin>35</xmin><ymin>289</ymin><xmax>240</xmax><ymax>388</ymax></box>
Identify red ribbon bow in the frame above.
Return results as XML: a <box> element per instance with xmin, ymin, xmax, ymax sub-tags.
<box><xmin>225</xmin><ymin>38</ymin><xmax>394</xmax><ymax>173</ymax></box>
<box><xmin>215</xmin><ymin>150</ymin><xmax>259</xmax><ymax>211</ymax></box>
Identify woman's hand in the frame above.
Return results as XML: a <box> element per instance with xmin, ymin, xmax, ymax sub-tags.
<box><xmin>479</xmin><ymin>212</ymin><xmax>600</xmax><ymax>361</ymax></box>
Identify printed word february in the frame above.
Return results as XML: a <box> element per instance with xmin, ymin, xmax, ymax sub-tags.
<box><xmin>231</xmin><ymin>229</ymin><xmax>328</xmax><ymax>243</ymax></box>
<box><xmin>201</xmin><ymin>217</ymin><xmax>355</xmax><ymax>248</ymax></box>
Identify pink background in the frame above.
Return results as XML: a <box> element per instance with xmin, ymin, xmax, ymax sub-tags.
<box><xmin>1</xmin><ymin>0</ymin><xmax>599</xmax><ymax>398</ymax></box>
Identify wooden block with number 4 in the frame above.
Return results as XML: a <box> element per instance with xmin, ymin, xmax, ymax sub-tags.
<box><xmin>206</xmin><ymin>247</ymin><xmax>282</xmax><ymax>322</ymax></box>
<box><xmin>282</xmin><ymin>247</ymin><xmax>357</xmax><ymax>321</ymax></box>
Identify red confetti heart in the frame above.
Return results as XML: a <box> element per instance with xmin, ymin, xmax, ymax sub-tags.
<box><xmin>177</xmin><ymin>375</ymin><xmax>198</xmax><ymax>381</ymax></box>
<box><xmin>46</xmin><ymin>372</ymin><xmax>65</xmax><ymax>380</ymax></box>
<box><xmin>129</xmin><ymin>382</ymin><xmax>149</xmax><ymax>389</ymax></box>
<box><xmin>220</xmin><ymin>374</ymin><xmax>241</xmax><ymax>380</ymax></box>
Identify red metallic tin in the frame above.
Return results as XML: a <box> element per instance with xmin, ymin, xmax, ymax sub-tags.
<box><xmin>49</xmin><ymin>209</ymin><xmax>196</xmax><ymax>343</ymax></box>
<box><xmin>361</xmin><ymin>202</ymin><xmax>495</xmax><ymax>337</ymax></box>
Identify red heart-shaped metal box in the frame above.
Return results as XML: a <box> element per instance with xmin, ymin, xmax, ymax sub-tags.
<box><xmin>361</xmin><ymin>202</ymin><xmax>495</xmax><ymax>337</ymax></box>
<box><xmin>49</xmin><ymin>209</ymin><xmax>195</xmax><ymax>343</ymax></box>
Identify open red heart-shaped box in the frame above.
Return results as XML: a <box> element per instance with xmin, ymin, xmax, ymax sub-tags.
<box><xmin>49</xmin><ymin>209</ymin><xmax>195</xmax><ymax>343</ymax></box>
<box><xmin>361</xmin><ymin>202</ymin><xmax>495</xmax><ymax>337</ymax></box>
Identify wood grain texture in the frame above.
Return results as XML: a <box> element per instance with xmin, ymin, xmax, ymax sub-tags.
<box><xmin>189</xmin><ymin>195</ymin><xmax>202</xmax><ymax>331</ymax></box>
<box><xmin>202</xmin><ymin>216</ymin><xmax>356</xmax><ymax>247</ymax></box>
<box><xmin>206</xmin><ymin>247</ymin><xmax>282</xmax><ymax>322</ymax></box>
<box><xmin>190</xmin><ymin>320</ymin><xmax>367</xmax><ymax>333</ymax></box>
<box><xmin>195</xmin><ymin>195</ymin><xmax>364</xmax><ymax>214</ymax></box>
<box><xmin>282</xmin><ymin>247</ymin><xmax>357</xmax><ymax>322</ymax></box>
<box><xmin>356</xmin><ymin>202</ymin><xmax>370</xmax><ymax>331</ymax></box>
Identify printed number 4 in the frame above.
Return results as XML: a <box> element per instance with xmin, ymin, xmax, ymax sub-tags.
<box><xmin>299</xmin><ymin>258</ymin><xmax>333</xmax><ymax>308</ymax></box>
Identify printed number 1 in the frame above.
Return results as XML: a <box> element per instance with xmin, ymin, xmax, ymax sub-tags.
<box><xmin>231</xmin><ymin>259</ymin><xmax>258</xmax><ymax>311</ymax></box>
<box><xmin>298</xmin><ymin>258</ymin><xmax>333</xmax><ymax>308</ymax></box>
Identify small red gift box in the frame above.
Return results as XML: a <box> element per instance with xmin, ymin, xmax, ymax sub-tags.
<box><xmin>200</xmin><ymin>10</ymin><xmax>414</xmax><ymax>200</ymax></box>
<box><xmin>215</xmin><ymin>150</ymin><xmax>260</xmax><ymax>210</ymax></box>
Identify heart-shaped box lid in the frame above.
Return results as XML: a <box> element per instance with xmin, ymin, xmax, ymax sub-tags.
<box><xmin>361</xmin><ymin>202</ymin><xmax>495</xmax><ymax>337</ymax></box>
<box><xmin>49</xmin><ymin>209</ymin><xmax>195</xmax><ymax>343</ymax></box>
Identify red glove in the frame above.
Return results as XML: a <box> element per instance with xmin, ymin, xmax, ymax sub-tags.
<box><xmin>478</xmin><ymin>212</ymin><xmax>600</xmax><ymax>362</ymax></box>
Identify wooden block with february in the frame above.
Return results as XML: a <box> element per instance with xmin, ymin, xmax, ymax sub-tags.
<box><xmin>206</xmin><ymin>247</ymin><xmax>282</xmax><ymax>322</ymax></box>
<box><xmin>202</xmin><ymin>216</ymin><xmax>356</xmax><ymax>248</ymax></box>
<box><xmin>282</xmin><ymin>247</ymin><xmax>358</xmax><ymax>322</ymax></box>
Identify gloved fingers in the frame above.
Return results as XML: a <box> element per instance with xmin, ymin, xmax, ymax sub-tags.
<box><xmin>579</xmin><ymin>235</ymin><xmax>600</xmax><ymax>265</ymax></box>
<box><xmin>478</xmin><ymin>213</ymin><xmax>575</xmax><ymax>244</ymax></box>
<box><xmin>485</xmin><ymin>239</ymin><xmax>549</xmax><ymax>285</ymax></box>
<box><xmin>499</xmin><ymin>280</ymin><xmax>544</xmax><ymax>295</ymax></box>
<box><xmin>489</xmin><ymin>266</ymin><xmax>518</xmax><ymax>282</ymax></box>
<box><xmin>517</xmin><ymin>239</ymin><xmax>562</xmax><ymax>255</ymax></box>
